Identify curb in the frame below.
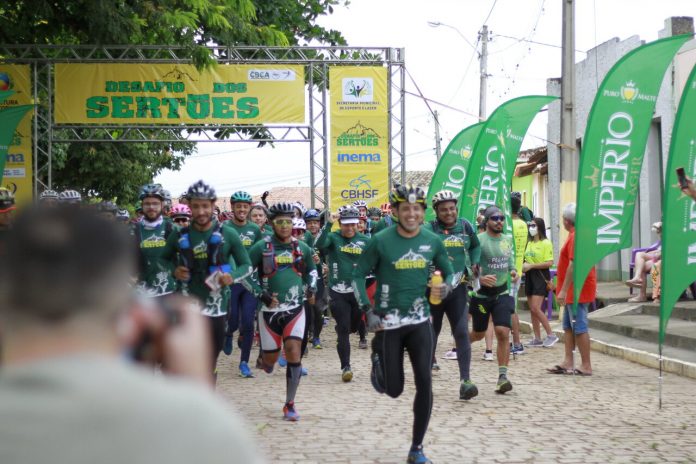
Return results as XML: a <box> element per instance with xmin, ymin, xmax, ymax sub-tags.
<box><xmin>518</xmin><ymin>320</ymin><xmax>696</xmax><ymax>380</ymax></box>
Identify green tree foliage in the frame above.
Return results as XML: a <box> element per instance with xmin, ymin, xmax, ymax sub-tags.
<box><xmin>0</xmin><ymin>0</ymin><xmax>347</xmax><ymax>205</ymax></box>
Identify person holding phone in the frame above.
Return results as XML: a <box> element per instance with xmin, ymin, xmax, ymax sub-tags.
<box><xmin>0</xmin><ymin>206</ymin><xmax>261</xmax><ymax>464</ymax></box>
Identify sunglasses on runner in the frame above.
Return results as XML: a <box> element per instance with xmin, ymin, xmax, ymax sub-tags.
<box><xmin>173</xmin><ymin>217</ymin><xmax>189</xmax><ymax>224</ymax></box>
<box><xmin>273</xmin><ymin>219</ymin><xmax>293</xmax><ymax>226</ymax></box>
<box><xmin>489</xmin><ymin>215</ymin><xmax>505</xmax><ymax>222</ymax></box>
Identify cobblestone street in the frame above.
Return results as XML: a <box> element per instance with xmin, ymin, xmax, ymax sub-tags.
<box><xmin>217</xmin><ymin>321</ymin><xmax>696</xmax><ymax>463</ymax></box>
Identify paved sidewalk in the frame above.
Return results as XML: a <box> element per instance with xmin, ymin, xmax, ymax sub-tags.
<box><xmin>217</xmin><ymin>322</ymin><xmax>696</xmax><ymax>463</ymax></box>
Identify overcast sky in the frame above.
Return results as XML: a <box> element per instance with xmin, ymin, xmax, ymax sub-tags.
<box><xmin>155</xmin><ymin>0</ymin><xmax>696</xmax><ymax>199</ymax></box>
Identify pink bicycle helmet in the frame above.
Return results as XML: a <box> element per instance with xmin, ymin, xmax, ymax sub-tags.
<box><xmin>171</xmin><ymin>203</ymin><xmax>192</xmax><ymax>218</ymax></box>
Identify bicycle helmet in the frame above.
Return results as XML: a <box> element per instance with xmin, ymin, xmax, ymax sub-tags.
<box><xmin>0</xmin><ymin>187</ymin><xmax>16</xmax><ymax>212</ymax></box>
<box><xmin>135</xmin><ymin>200</ymin><xmax>143</xmax><ymax>213</ymax></box>
<box><xmin>339</xmin><ymin>206</ymin><xmax>360</xmax><ymax>223</ymax></box>
<box><xmin>39</xmin><ymin>189</ymin><xmax>59</xmax><ymax>202</ymax></box>
<box><xmin>389</xmin><ymin>184</ymin><xmax>426</xmax><ymax>208</ymax></box>
<box><xmin>511</xmin><ymin>191</ymin><xmax>522</xmax><ymax>200</ymax></box>
<box><xmin>162</xmin><ymin>189</ymin><xmax>172</xmax><ymax>205</ymax></box>
<box><xmin>138</xmin><ymin>184</ymin><xmax>165</xmax><ymax>201</ymax></box>
<box><xmin>367</xmin><ymin>207</ymin><xmax>382</xmax><ymax>218</ymax></box>
<box><xmin>59</xmin><ymin>189</ymin><xmax>82</xmax><ymax>204</ymax></box>
<box><xmin>352</xmin><ymin>200</ymin><xmax>368</xmax><ymax>208</ymax></box>
<box><xmin>431</xmin><ymin>189</ymin><xmax>458</xmax><ymax>208</ymax></box>
<box><xmin>269</xmin><ymin>202</ymin><xmax>296</xmax><ymax>218</ymax></box>
<box><xmin>186</xmin><ymin>180</ymin><xmax>217</xmax><ymax>201</ymax></box>
<box><xmin>292</xmin><ymin>218</ymin><xmax>306</xmax><ymax>230</ymax></box>
<box><xmin>230</xmin><ymin>191</ymin><xmax>253</xmax><ymax>204</ymax></box>
<box><xmin>304</xmin><ymin>208</ymin><xmax>321</xmax><ymax>221</ymax></box>
<box><xmin>97</xmin><ymin>201</ymin><xmax>118</xmax><ymax>214</ymax></box>
<box><xmin>171</xmin><ymin>203</ymin><xmax>192</xmax><ymax>218</ymax></box>
<box><xmin>116</xmin><ymin>209</ymin><xmax>130</xmax><ymax>222</ymax></box>
<box><xmin>293</xmin><ymin>201</ymin><xmax>306</xmax><ymax>215</ymax></box>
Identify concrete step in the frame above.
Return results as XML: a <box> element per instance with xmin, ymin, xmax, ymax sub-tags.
<box><xmin>632</xmin><ymin>303</ymin><xmax>696</xmax><ymax>321</ymax></box>
<box><xmin>589</xmin><ymin>314</ymin><xmax>696</xmax><ymax>351</ymax></box>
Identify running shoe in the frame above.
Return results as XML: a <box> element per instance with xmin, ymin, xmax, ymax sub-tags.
<box><xmin>341</xmin><ymin>366</ymin><xmax>353</xmax><ymax>382</ymax></box>
<box><xmin>482</xmin><ymin>351</ymin><xmax>494</xmax><ymax>361</ymax></box>
<box><xmin>323</xmin><ymin>316</ymin><xmax>330</xmax><ymax>326</ymax></box>
<box><xmin>495</xmin><ymin>376</ymin><xmax>513</xmax><ymax>394</ymax></box>
<box><xmin>460</xmin><ymin>380</ymin><xmax>479</xmax><ymax>400</ymax></box>
<box><xmin>358</xmin><ymin>338</ymin><xmax>368</xmax><ymax>350</ymax></box>
<box><xmin>406</xmin><ymin>446</ymin><xmax>433</xmax><ymax>464</ymax></box>
<box><xmin>283</xmin><ymin>402</ymin><xmax>300</xmax><ymax>421</ymax></box>
<box><xmin>301</xmin><ymin>367</ymin><xmax>308</xmax><ymax>376</ymax></box>
<box><xmin>223</xmin><ymin>335</ymin><xmax>233</xmax><ymax>356</ymax></box>
<box><xmin>278</xmin><ymin>354</ymin><xmax>287</xmax><ymax>367</ymax></box>
<box><xmin>239</xmin><ymin>361</ymin><xmax>255</xmax><ymax>378</ymax></box>
<box><xmin>510</xmin><ymin>343</ymin><xmax>525</xmax><ymax>355</ymax></box>
<box><xmin>431</xmin><ymin>362</ymin><xmax>441</xmax><ymax>371</ymax></box>
<box><xmin>312</xmin><ymin>338</ymin><xmax>322</xmax><ymax>349</ymax></box>
<box><xmin>525</xmin><ymin>338</ymin><xmax>544</xmax><ymax>347</ymax></box>
<box><xmin>442</xmin><ymin>349</ymin><xmax>457</xmax><ymax>360</ymax></box>
<box><xmin>542</xmin><ymin>334</ymin><xmax>559</xmax><ymax>348</ymax></box>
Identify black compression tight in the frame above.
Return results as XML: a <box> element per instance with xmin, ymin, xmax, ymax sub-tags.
<box><xmin>371</xmin><ymin>320</ymin><xmax>434</xmax><ymax>450</ymax></box>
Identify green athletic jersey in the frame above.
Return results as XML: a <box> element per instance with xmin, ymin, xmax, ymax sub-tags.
<box><xmin>352</xmin><ymin>226</ymin><xmax>456</xmax><ymax>329</ymax></box>
<box><xmin>476</xmin><ymin>232</ymin><xmax>515</xmax><ymax>296</ymax></box>
<box><xmin>162</xmin><ymin>222</ymin><xmax>252</xmax><ymax>317</ymax></box>
<box><xmin>315</xmin><ymin>223</ymin><xmax>369</xmax><ymax>293</ymax></box>
<box><xmin>224</xmin><ymin>220</ymin><xmax>262</xmax><ymax>251</ymax></box>
<box><xmin>424</xmin><ymin>219</ymin><xmax>481</xmax><ymax>284</ymax></box>
<box><xmin>132</xmin><ymin>221</ymin><xmax>177</xmax><ymax>296</ymax></box>
<box><xmin>512</xmin><ymin>217</ymin><xmax>528</xmax><ymax>274</ymax></box>
<box><xmin>371</xmin><ymin>215</ymin><xmax>396</xmax><ymax>235</ymax></box>
<box><xmin>245</xmin><ymin>236</ymin><xmax>318</xmax><ymax>312</ymax></box>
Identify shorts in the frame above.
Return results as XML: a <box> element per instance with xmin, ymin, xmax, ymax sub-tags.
<box><xmin>259</xmin><ymin>306</ymin><xmax>305</xmax><ymax>353</ymax></box>
<box><xmin>525</xmin><ymin>269</ymin><xmax>550</xmax><ymax>297</ymax></box>
<box><xmin>470</xmin><ymin>294</ymin><xmax>514</xmax><ymax>332</ymax></box>
<box><xmin>563</xmin><ymin>303</ymin><xmax>589</xmax><ymax>335</ymax></box>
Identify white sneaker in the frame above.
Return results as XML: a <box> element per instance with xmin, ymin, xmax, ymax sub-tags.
<box><xmin>482</xmin><ymin>351</ymin><xmax>494</xmax><ymax>361</ymax></box>
<box><xmin>442</xmin><ymin>349</ymin><xmax>458</xmax><ymax>360</ymax></box>
<box><xmin>543</xmin><ymin>334</ymin><xmax>559</xmax><ymax>348</ymax></box>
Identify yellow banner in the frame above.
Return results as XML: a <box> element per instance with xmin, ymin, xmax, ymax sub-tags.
<box><xmin>0</xmin><ymin>64</ymin><xmax>33</xmax><ymax>206</ymax></box>
<box><xmin>329</xmin><ymin>66</ymin><xmax>389</xmax><ymax>211</ymax></box>
<box><xmin>54</xmin><ymin>64</ymin><xmax>305</xmax><ymax>124</ymax></box>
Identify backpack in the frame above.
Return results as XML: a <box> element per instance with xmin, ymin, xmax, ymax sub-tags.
<box><xmin>176</xmin><ymin>222</ymin><xmax>226</xmax><ymax>275</ymax></box>
<box><xmin>429</xmin><ymin>218</ymin><xmax>475</xmax><ymax>237</ymax></box>
<box><xmin>259</xmin><ymin>235</ymin><xmax>305</xmax><ymax>279</ymax></box>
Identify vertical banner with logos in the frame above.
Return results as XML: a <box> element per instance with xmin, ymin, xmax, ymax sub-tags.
<box><xmin>459</xmin><ymin>96</ymin><xmax>557</xmax><ymax>236</ymax></box>
<box><xmin>660</xmin><ymin>62</ymin><xmax>696</xmax><ymax>347</ymax></box>
<box><xmin>425</xmin><ymin>122</ymin><xmax>484</xmax><ymax>222</ymax></box>
<box><xmin>572</xmin><ymin>35</ymin><xmax>690</xmax><ymax>305</ymax></box>
<box><xmin>0</xmin><ymin>65</ymin><xmax>34</xmax><ymax>205</ymax></box>
<box><xmin>329</xmin><ymin>66</ymin><xmax>389</xmax><ymax>210</ymax></box>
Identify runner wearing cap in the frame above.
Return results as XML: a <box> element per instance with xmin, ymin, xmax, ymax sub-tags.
<box><xmin>315</xmin><ymin>206</ymin><xmax>369</xmax><ymax>382</ymax></box>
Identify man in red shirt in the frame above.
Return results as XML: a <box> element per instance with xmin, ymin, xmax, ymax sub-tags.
<box><xmin>548</xmin><ymin>203</ymin><xmax>595</xmax><ymax>376</ymax></box>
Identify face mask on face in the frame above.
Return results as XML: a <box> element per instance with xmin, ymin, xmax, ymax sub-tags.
<box><xmin>529</xmin><ymin>226</ymin><xmax>538</xmax><ymax>237</ymax></box>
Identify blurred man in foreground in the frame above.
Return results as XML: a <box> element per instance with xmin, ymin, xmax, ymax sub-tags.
<box><xmin>0</xmin><ymin>206</ymin><xmax>261</xmax><ymax>464</ymax></box>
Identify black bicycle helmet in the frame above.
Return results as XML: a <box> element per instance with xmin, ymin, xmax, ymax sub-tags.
<box><xmin>339</xmin><ymin>206</ymin><xmax>361</xmax><ymax>221</ymax></box>
<box><xmin>269</xmin><ymin>202</ymin><xmax>296</xmax><ymax>218</ymax></box>
<box><xmin>0</xmin><ymin>187</ymin><xmax>16</xmax><ymax>212</ymax></box>
<box><xmin>139</xmin><ymin>184</ymin><xmax>166</xmax><ymax>201</ymax></box>
<box><xmin>389</xmin><ymin>184</ymin><xmax>426</xmax><ymax>208</ymax></box>
<box><xmin>186</xmin><ymin>180</ymin><xmax>217</xmax><ymax>201</ymax></box>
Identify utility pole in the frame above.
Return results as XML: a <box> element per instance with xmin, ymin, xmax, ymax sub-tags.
<box><xmin>479</xmin><ymin>25</ymin><xmax>489</xmax><ymax>120</ymax></box>
<box><xmin>433</xmin><ymin>110</ymin><xmax>442</xmax><ymax>160</ymax></box>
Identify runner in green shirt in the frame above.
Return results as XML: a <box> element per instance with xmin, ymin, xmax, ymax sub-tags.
<box><xmin>315</xmin><ymin>206</ymin><xmax>369</xmax><ymax>382</ymax></box>
<box><xmin>163</xmin><ymin>181</ymin><xmax>252</xmax><ymax>381</ymax></box>
<box><xmin>303</xmin><ymin>209</ymin><xmax>327</xmax><ymax>349</ymax></box>
<box><xmin>244</xmin><ymin>202</ymin><xmax>318</xmax><ymax>422</ymax></box>
<box><xmin>424</xmin><ymin>189</ymin><xmax>481</xmax><ymax>400</ymax></box>
<box><xmin>222</xmin><ymin>191</ymin><xmax>263</xmax><ymax>378</ymax></box>
<box><xmin>469</xmin><ymin>206</ymin><xmax>520</xmax><ymax>395</ymax></box>
<box><xmin>131</xmin><ymin>184</ymin><xmax>176</xmax><ymax>297</ymax></box>
<box><xmin>352</xmin><ymin>185</ymin><xmax>455</xmax><ymax>464</ymax></box>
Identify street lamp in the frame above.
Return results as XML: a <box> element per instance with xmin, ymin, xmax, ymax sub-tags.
<box><xmin>428</xmin><ymin>20</ymin><xmax>488</xmax><ymax>119</ymax></box>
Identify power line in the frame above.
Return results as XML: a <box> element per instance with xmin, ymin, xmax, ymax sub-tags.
<box><xmin>491</xmin><ymin>33</ymin><xmax>587</xmax><ymax>54</ymax></box>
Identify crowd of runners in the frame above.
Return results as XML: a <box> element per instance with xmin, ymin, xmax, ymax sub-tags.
<box><xmin>0</xmin><ymin>180</ymin><xmax>573</xmax><ymax>464</ymax></box>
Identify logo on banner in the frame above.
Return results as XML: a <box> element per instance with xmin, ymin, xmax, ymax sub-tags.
<box><xmin>621</xmin><ymin>81</ymin><xmax>638</xmax><ymax>102</ymax></box>
<box><xmin>341</xmin><ymin>175</ymin><xmax>378</xmax><ymax>200</ymax></box>
<box><xmin>248</xmin><ymin>69</ymin><xmax>297</xmax><ymax>81</ymax></box>
<box><xmin>0</xmin><ymin>72</ymin><xmax>11</xmax><ymax>91</ymax></box>
<box><xmin>342</xmin><ymin>78</ymin><xmax>373</xmax><ymax>102</ymax></box>
<box><xmin>460</xmin><ymin>145</ymin><xmax>472</xmax><ymax>160</ymax></box>
<box><xmin>337</xmin><ymin>122</ymin><xmax>380</xmax><ymax>146</ymax></box>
